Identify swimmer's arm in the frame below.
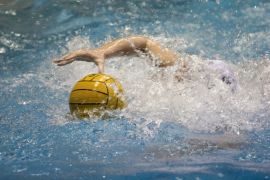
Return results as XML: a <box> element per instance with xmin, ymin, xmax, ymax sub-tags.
<box><xmin>100</xmin><ymin>36</ymin><xmax>179</xmax><ymax>67</ymax></box>
<box><xmin>54</xmin><ymin>36</ymin><xmax>182</xmax><ymax>73</ymax></box>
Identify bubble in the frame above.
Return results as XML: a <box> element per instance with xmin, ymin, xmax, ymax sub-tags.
<box><xmin>0</xmin><ymin>47</ymin><xmax>6</xmax><ymax>54</ymax></box>
<box><xmin>4</xmin><ymin>10</ymin><xmax>16</xmax><ymax>16</ymax></box>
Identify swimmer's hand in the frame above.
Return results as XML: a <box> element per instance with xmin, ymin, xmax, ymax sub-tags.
<box><xmin>53</xmin><ymin>49</ymin><xmax>105</xmax><ymax>73</ymax></box>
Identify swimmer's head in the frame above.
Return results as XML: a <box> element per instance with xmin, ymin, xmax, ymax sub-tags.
<box><xmin>221</xmin><ymin>74</ymin><xmax>238</xmax><ymax>92</ymax></box>
<box><xmin>207</xmin><ymin>60</ymin><xmax>238</xmax><ymax>93</ymax></box>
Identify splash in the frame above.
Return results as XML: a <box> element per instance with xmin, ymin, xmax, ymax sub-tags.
<box><xmin>40</xmin><ymin>36</ymin><xmax>270</xmax><ymax>134</ymax></box>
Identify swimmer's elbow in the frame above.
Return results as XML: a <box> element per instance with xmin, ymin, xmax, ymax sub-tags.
<box><xmin>158</xmin><ymin>60</ymin><xmax>176</xmax><ymax>67</ymax></box>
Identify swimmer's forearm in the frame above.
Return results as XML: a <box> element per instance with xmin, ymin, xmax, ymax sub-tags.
<box><xmin>98</xmin><ymin>36</ymin><xmax>178</xmax><ymax>67</ymax></box>
<box><xmin>98</xmin><ymin>36</ymin><xmax>147</xmax><ymax>58</ymax></box>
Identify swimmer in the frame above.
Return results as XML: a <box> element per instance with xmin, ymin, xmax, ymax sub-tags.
<box><xmin>54</xmin><ymin>36</ymin><xmax>237</xmax><ymax>90</ymax></box>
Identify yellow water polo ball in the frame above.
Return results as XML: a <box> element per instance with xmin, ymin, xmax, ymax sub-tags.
<box><xmin>69</xmin><ymin>73</ymin><xmax>126</xmax><ymax>118</ymax></box>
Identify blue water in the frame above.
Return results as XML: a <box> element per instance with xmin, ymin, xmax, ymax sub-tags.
<box><xmin>1</xmin><ymin>0</ymin><xmax>270</xmax><ymax>179</ymax></box>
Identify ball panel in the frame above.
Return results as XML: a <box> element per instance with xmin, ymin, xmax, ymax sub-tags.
<box><xmin>82</xmin><ymin>74</ymin><xmax>99</xmax><ymax>81</ymax></box>
<box><xmin>105</xmin><ymin>78</ymin><xmax>125</xmax><ymax>109</ymax></box>
<box><xmin>116</xmin><ymin>97</ymin><xmax>126</xmax><ymax>109</ymax></box>
<box><xmin>72</xmin><ymin>81</ymin><xmax>108</xmax><ymax>95</ymax></box>
<box><xmin>105</xmin><ymin>78</ymin><xmax>124</xmax><ymax>95</ymax></box>
<box><xmin>104</xmin><ymin>79</ymin><xmax>118</xmax><ymax>108</ymax></box>
<box><xmin>92</xmin><ymin>74</ymin><xmax>113</xmax><ymax>82</ymax></box>
<box><xmin>70</xmin><ymin>90</ymin><xmax>108</xmax><ymax>104</ymax></box>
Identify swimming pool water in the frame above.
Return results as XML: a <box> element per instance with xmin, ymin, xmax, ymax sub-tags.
<box><xmin>0</xmin><ymin>0</ymin><xmax>270</xmax><ymax>179</ymax></box>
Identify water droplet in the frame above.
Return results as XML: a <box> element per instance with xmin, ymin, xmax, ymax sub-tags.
<box><xmin>0</xmin><ymin>47</ymin><xmax>6</xmax><ymax>54</ymax></box>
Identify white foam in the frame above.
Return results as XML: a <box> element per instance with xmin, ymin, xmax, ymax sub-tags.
<box><xmin>38</xmin><ymin>36</ymin><xmax>270</xmax><ymax>134</ymax></box>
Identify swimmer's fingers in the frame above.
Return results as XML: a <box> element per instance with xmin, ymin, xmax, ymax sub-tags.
<box><xmin>95</xmin><ymin>59</ymin><xmax>105</xmax><ymax>73</ymax></box>
<box><xmin>54</xmin><ymin>49</ymin><xmax>92</xmax><ymax>66</ymax></box>
<box><xmin>53</xmin><ymin>59</ymin><xmax>74</xmax><ymax>66</ymax></box>
<box><xmin>53</xmin><ymin>50</ymin><xmax>105</xmax><ymax>72</ymax></box>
